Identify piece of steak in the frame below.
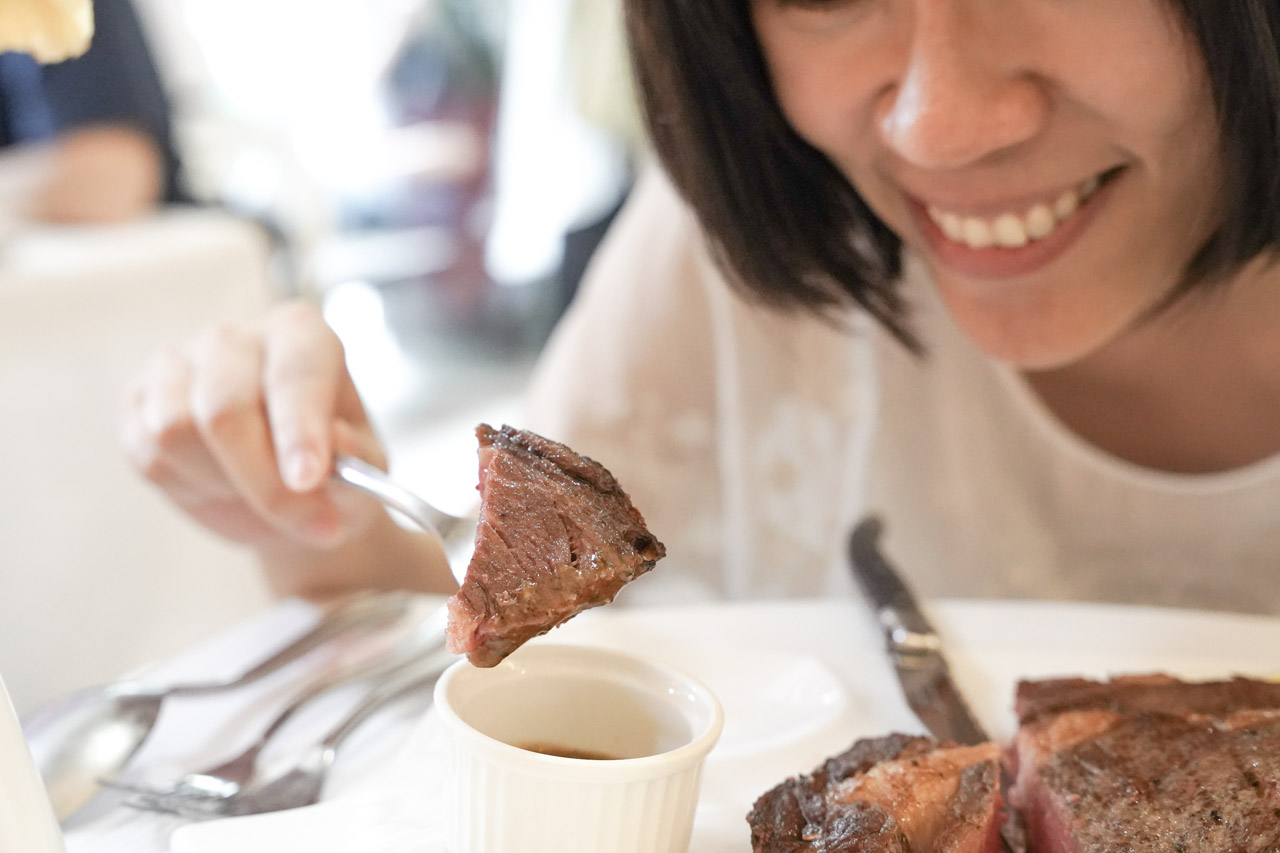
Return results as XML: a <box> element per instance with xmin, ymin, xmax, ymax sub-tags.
<box><xmin>1015</xmin><ymin>674</ymin><xmax>1280</xmax><ymax>725</ymax></box>
<box><xmin>749</xmin><ymin>734</ymin><xmax>1005</xmax><ymax>853</ymax></box>
<box><xmin>1013</xmin><ymin>709</ymin><xmax>1280</xmax><ymax>853</ymax></box>
<box><xmin>445</xmin><ymin>423</ymin><xmax>666</xmax><ymax>667</ymax></box>
<box><xmin>1008</xmin><ymin>676</ymin><xmax>1280</xmax><ymax>853</ymax></box>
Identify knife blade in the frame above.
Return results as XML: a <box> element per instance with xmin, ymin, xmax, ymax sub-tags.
<box><xmin>847</xmin><ymin>515</ymin><xmax>989</xmax><ymax>746</ymax></box>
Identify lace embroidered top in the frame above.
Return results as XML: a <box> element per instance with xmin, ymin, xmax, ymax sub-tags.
<box><xmin>523</xmin><ymin>168</ymin><xmax>1280</xmax><ymax>615</ymax></box>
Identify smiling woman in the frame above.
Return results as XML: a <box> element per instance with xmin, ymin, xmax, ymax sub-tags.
<box><xmin>522</xmin><ymin>0</ymin><xmax>1280</xmax><ymax>607</ymax></box>
<box><xmin>117</xmin><ymin>1</ymin><xmax>1280</xmax><ymax>644</ymax></box>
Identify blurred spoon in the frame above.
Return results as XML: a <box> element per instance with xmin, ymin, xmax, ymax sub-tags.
<box><xmin>25</xmin><ymin>456</ymin><xmax>473</xmax><ymax>823</ymax></box>
<box><xmin>21</xmin><ymin>590</ymin><xmax>413</xmax><ymax>821</ymax></box>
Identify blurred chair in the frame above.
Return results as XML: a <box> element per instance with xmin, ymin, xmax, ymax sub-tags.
<box><xmin>0</xmin><ymin>208</ymin><xmax>276</xmax><ymax>714</ymax></box>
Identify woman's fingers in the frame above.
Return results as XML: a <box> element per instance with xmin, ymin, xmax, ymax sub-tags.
<box><xmin>185</xmin><ymin>313</ymin><xmax>346</xmax><ymax>546</ymax></box>
<box><xmin>122</xmin><ymin>343</ymin><xmax>231</xmax><ymax>500</ymax></box>
<box><xmin>260</xmin><ymin>300</ymin><xmax>355</xmax><ymax>491</ymax></box>
<box><xmin>121</xmin><ymin>298</ymin><xmax>387</xmax><ymax>551</ymax></box>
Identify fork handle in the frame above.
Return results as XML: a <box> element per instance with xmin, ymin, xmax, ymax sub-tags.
<box><xmin>170</xmin><ymin>590</ymin><xmax>413</xmax><ymax>696</ymax></box>
<box><xmin>254</xmin><ymin>603</ymin><xmax>450</xmax><ymax>746</ymax></box>
<box><xmin>319</xmin><ymin>648</ymin><xmax>454</xmax><ymax>758</ymax></box>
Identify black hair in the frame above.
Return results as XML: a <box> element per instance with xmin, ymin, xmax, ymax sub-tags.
<box><xmin>623</xmin><ymin>0</ymin><xmax>1280</xmax><ymax>348</ymax></box>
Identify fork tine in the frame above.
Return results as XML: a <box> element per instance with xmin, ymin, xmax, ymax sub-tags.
<box><xmin>115</xmin><ymin>604</ymin><xmax>452</xmax><ymax>812</ymax></box>
<box><xmin>122</xmin><ymin>790</ymin><xmax>231</xmax><ymax>820</ymax></box>
<box><xmin>125</xmin><ymin>652</ymin><xmax>451</xmax><ymax>820</ymax></box>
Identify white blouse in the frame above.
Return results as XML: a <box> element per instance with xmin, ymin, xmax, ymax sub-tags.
<box><xmin>523</xmin><ymin>167</ymin><xmax>1280</xmax><ymax>615</ymax></box>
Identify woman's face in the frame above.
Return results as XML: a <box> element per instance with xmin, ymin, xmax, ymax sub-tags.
<box><xmin>751</xmin><ymin>0</ymin><xmax>1224</xmax><ymax>369</ymax></box>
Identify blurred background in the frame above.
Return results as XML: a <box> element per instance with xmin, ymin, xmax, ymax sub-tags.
<box><xmin>146</xmin><ymin>0</ymin><xmax>642</xmax><ymax>500</ymax></box>
<box><xmin>1</xmin><ymin>0</ymin><xmax>646</xmax><ymax>712</ymax></box>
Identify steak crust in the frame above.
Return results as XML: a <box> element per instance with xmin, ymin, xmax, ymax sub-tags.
<box><xmin>1016</xmin><ymin>674</ymin><xmax>1280</xmax><ymax>725</ymax></box>
<box><xmin>445</xmin><ymin>424</ymin><xmax>665</xmax><ymax>667</ymax></box>
<box><xmin>749</xmin><ymin>735</ymin><xmax>1004</xmax><ymax>853</ymax></box>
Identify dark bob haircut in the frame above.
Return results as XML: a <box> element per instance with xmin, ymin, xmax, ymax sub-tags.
<box><xmin>623</xmin><ymin>0</ymin><xmax>1280</xmax><ymax>348</ymax></box>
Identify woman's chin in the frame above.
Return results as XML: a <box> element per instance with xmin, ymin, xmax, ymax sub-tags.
<box><xmin>943</xmin><ymin>305</ymin><xmax>1115</xmax><ymax>372</ymax></box>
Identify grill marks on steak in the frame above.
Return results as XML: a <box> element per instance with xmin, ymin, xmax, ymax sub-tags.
<box><xmin>1017</xmin><ymin>711</ymin><xmax>1280</xmax><ymax>853</ymax></box>
<box><xmin>445</xmin><ymin>424</ymin><xmax>665</xmax><ymax>667</ymax></box>
<box><xmin>749</xmin><ymin>735</ymin><xmax>1004</xmax><ymax>853</ymax></box>
<box><xmin>1008</xmin><ymin>676</ymin><xmax>1280</xmax><ymax>853</ymax></box>
<box><xmin>1015</xmin><ymin>674</ymin><xmax>1280</xmax><ymax>725</ymax></box>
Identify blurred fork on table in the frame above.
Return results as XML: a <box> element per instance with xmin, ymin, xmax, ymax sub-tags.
<box><xmin>111</xmin><ymin>604</ymin><xmax>449</xmax><ymax>807</ymax></box>
<box><xmin>115</xmin><ymin>456</ymin><xmax>471</xmax><ymax>817</ymax></box>
<box><xmin>124</xmin><ymin>643</ymin><xmax>455</xmax><ymax>819</ymax></box>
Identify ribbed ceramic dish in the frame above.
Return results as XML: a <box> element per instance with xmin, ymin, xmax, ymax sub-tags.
<box><xmin>434</xmin><ymin>643</ymin><xmax>723</xmax><ymax>853</ymax></box>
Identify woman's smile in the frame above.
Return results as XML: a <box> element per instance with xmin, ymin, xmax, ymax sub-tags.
<box><xmin>907</xmin><ymin>167</ymin><xmax>1122</xmax><ymax>280</ymax></box>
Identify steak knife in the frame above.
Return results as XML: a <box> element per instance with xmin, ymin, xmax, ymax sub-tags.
<box><xmin>847</xmin><ymin>515</ymin><xmax>989</xmax><ymax>746</ymax></box>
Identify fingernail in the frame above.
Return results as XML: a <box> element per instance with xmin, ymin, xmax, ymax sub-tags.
<box><xmin>283</xmin><ymin>449</ymin><xmax>323</xmax><ymax>491</ymax></box>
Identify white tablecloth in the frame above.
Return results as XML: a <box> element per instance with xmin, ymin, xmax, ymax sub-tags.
<box><xmin>55</xmin><ymin>596</ymin><xmax>1280</xmax><ymax>853</ymax></box>
<box><xmin>0</xmin><ymin>208</ymin><xmax>277</xmax><ymax>714</ymax></box>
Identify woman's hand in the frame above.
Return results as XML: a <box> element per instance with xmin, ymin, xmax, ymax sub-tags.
<box><xmin>120</xmin><ymin>299</ymin><xmax>454</xmax><ymax>598</ymax></box>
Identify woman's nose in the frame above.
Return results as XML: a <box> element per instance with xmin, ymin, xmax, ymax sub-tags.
<box><xmin>876</xmin><ymin>4</ymin><xmax>1049</xmax><ymax>170</ymax></box>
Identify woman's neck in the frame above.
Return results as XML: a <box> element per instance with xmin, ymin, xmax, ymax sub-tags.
<box><xmin>1024</xmin><ymin>256</ymin><xmax>1280</xmax><ymax>474</ymax></box>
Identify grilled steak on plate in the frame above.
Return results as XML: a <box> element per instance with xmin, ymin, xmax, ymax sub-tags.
<box><xmin>1014</xmin><ymin>674</ymin><xmax>1280</xmax><ymax>724</ymax></box>
<box><xmin>1008</xmin><ymin>675</ymin><xmax>1280</xmax><ymax>853</ymax></box>
<box><xmin>751</xmin><ymin>675</ymin><xmax>1280</xmax><ymax>852</ymax></box>
<box><xmin>749</xmin><ymin>734</ymin><xmax>1005</xmax><ymax>852</ymax></box>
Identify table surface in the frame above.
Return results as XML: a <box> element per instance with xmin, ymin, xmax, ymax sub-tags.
<box><xmin>57</xmin><ymin>595</ymin><xmax>1280</xmax><ymax>852</ymax></box>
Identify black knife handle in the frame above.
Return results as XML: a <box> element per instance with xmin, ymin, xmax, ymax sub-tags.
<box><xmin>848</xmin><ymin>516</ymin><xmax>939</xmax><ymax>651</ymax></box>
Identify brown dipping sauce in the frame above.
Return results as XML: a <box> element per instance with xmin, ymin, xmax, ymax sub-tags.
<box><xmin>518</xmin><ymin>741</ymin><xmax>622</xmax><ymax>760</ymax></box>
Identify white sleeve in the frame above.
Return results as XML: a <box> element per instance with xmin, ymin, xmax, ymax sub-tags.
<box><xmin>523</xmin><ymin>166</ymin><xmax>729</xmax><ymax>602</ymax></box>
<box><xmin>524</xmin><ymin>165</ymin><xmax>880</xmax><ymax>604</ymax></box>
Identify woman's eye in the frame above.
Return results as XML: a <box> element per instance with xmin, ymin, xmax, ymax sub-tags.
<box><xmin>766</xmin><ymin>0</ymin><xmax>878</xmax><ymax>26</ymax></box>
<box><xmin>770</xmin><ymin>0</ymin><xmax>876</xmax><ymax>17</ymax></box>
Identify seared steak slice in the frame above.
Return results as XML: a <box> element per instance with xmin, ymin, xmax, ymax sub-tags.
<box><xmin>445</xmin><ymin>424</ymin><xmax>665</xmax><ymax>667</ymax></box>
<box><xmin>1015</xmin><ymin>674</ymin><xmax>1280</xmax><ymax>725</ymax></box>
<box><xmin>750</xmin><ymin>735</ymin><xmax>932</xmax><ymax>853</ymax></box>
<box><xmin>1009</xmin><ymin>676</ymin><xmax>1280</xmax><ymax>853</ymax></box>
<box><xmin>749</xmin><ymin>735</ymin><xmax>1004</xmax><ymax>853</ymax></box>
<box><xmin>1014</xmin><ymin>710</ymin><xmax>1280</xmax><ymax>853</ymax></box>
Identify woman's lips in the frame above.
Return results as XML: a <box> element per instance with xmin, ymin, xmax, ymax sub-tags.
<box><xmin>909</xmin><ymin>170</ymin><xmax>1120</xmax><ymax>280</ymax></box>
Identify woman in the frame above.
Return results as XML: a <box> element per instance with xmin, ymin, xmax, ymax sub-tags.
<box><xmin>122</xmin><ymin>0</ymin><xmax>1280</xmax><ymax>612</ymax></box>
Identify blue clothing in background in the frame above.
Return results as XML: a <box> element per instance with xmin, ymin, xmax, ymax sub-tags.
<box><xmin>0</xmin><ymin>0</ymin><xmax>185</xmax><ymax>203</ymax></box>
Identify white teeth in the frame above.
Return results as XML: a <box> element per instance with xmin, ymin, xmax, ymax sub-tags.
<box><xmin>993</xmin><ymin>213</ymin><xmax>1028</xmax><ymax>248</ymax></box>
<box><xmin>962</xmin><ymin>217</ymin><xmax>993</xmax><ymax>249</ymax></box>
<box><xmin>939</xmin><ymin>212</ymin><xmax>964</xmax><ymax>242</ymax></box>
<box><xmin>1052</xmin><ymin>189</ymin><xmax>1078</xmax><ymax>220</ymax></box>
<box><xmin>927</xmin><ymin>173</ymin><xmax>1105</xmax><ymax>251</ymax></box>
<box><xmin>1025</xmin><ymin>203</ymin><xmax>1055</xmax><ymax>240</ymax></box>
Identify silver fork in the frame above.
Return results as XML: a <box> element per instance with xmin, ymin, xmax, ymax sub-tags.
<box><xmin>112</xmin><ymin>458</ymin><xmax>468</xmax><ymax>809</ymax></box>
<box><xmin>125</xmin><ymin>646</ymin><xmax>454</xmax><ymax>819</ymax></box>
<box><xmin>108</xmin><ymin>604</ymin><xmax>449</xmax><ymax>803</ymax></box>
<box><xmin>121</xmin><ymin>458</ymin><xmax>467</xmax><ymax>815</ymax></box>
<box><xmin>332</xmin><ymin>453</ymin><xmax>476</xmax><ymax>568</ymax></box>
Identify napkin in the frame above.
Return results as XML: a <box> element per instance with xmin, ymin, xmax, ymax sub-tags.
<box><xmin>169</xmin><ymin>708</ymin><xmax>451</xmax><ymax>853</ymax></box>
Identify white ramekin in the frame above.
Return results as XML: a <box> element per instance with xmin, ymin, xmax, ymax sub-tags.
<box><xmin>434</xmin><ymin>643</ymin><xmax>724</xmax><ymax>853</ymax></box>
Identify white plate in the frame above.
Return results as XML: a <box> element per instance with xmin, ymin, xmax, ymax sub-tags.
<box><xmin>149</xmin><ymin>599</ymin><xmax>1280</xmax><ymax>853</ymax></box>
